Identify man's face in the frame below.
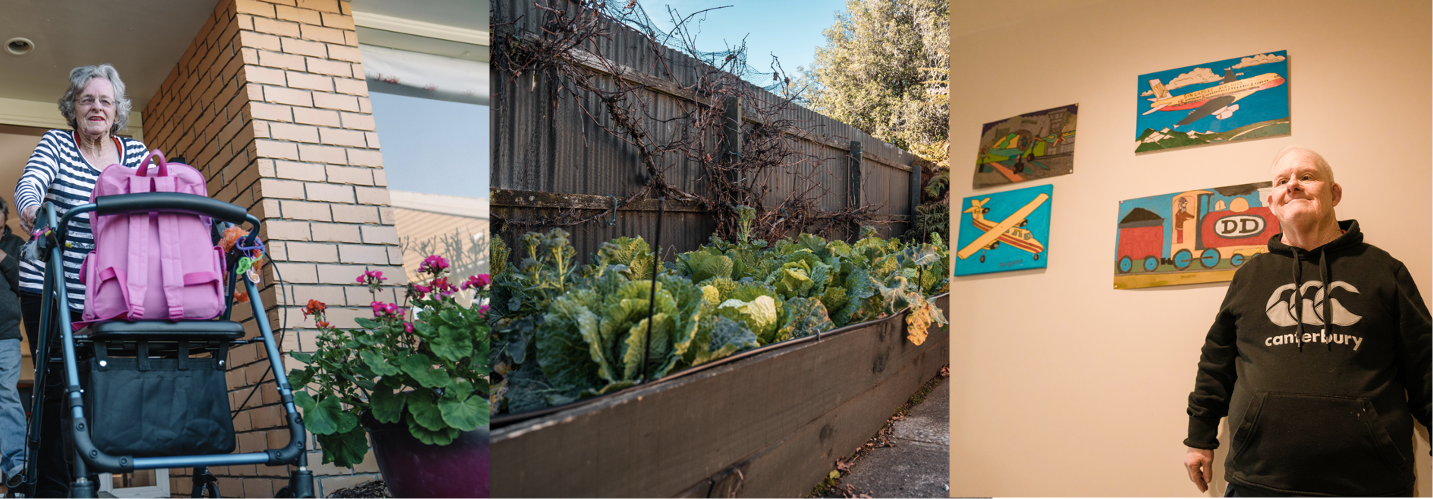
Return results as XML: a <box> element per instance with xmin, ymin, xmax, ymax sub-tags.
<box><xmin>1266</xmin><ymin>152</ymin><xmax>1341</xmax><ymax>228</ymax></box>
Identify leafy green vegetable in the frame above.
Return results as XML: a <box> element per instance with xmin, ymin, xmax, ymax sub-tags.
<box><xmin>493</xmin><ymin>222</ymin><xmax>951</xmax><ymax>415</ymax></box>
<box><xmin>685</xmin><ymin>316</ymin><xmax>760</xmax><ymax>367</ymax></box>
<box><xmin>717</xmin><ymin>295</ymin><xmax>780</xmax><ymax>344</ymax></box>
<box><xmin>776</xmin><ymin>297</ymin><xmax>835</xmax><ymax>342</ymax></box>
<box><xmin>679</xmin><ymin>250</ymin><xmax>734</xmax><ymax>283</ymax></box>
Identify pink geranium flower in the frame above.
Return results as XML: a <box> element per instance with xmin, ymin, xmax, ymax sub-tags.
<box><xmin>419</xmin><ymin>255</ymin><xmax>449</xmax><ymax>275</ymax></box>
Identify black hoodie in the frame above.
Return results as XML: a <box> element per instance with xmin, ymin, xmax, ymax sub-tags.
<box><xmin>1185</xmin><ymin>220</ymin><xmax>1431</xmax><ymax>496</ymax></box>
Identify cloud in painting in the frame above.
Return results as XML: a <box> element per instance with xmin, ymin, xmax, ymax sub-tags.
<box><xmin>1230</xmin><ymin>53</ymin><xmax>1286</xmax><ymax>69</ymax></box>
<box><xmin>1139</xmin><ymin>67</ymin><xmax>1222</xmax><ymax>96</ymax></box>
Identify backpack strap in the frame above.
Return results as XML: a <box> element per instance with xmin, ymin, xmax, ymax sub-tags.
<box><xmin>152</xmin><ymin>176</ymin><xmax>187</xmax><ymax>320</ymax></box>
<box><xmin>124</xmin><ymin>176</ymin><xmax>155</xmax><ymax>320</ymax></box>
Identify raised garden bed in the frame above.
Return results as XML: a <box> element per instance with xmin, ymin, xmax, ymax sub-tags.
<box><xmin>491</xmin><ymin>293</ymin><xmax>948</xmax><ymax>497</ymax></box>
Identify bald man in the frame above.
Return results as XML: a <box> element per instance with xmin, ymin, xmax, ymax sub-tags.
<box><xmin>1183</xmin><ymin>146</ymin><xmax>1431</xmax><ymax>496</ymax></box>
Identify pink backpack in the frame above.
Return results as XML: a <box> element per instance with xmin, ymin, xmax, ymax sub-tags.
<box><xmin>81</xmin><ymin>150</ymin><xmax>227</xmax><ymax>323</ymax></box>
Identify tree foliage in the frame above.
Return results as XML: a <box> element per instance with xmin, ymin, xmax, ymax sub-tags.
<box><xmin>802</xmin><ymin>0</ymin><xmax>949</xmax><ymax>154</ymax></box>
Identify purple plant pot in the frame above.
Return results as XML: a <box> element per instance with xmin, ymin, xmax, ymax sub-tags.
<box><xmin>364</xmin><ymin>413</ymin><xmax>490</xmax><ymax>498</ymax></box>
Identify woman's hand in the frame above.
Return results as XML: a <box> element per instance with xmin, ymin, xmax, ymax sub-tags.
<box><xmin>20</xmin><ymin>205</ymin><xmax>38</xmax><ymax>234</ymax></box>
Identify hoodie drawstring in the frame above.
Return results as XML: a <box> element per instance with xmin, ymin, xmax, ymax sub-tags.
<box><xmin>1319</xmin><ymin>247</ymin><xmax>1331</xmax><ymax>351</ymax></box>
<box><xmin>1290</xmin><ymin>246</ymin><xmax>1335</xmax><ymax>352</ymax></box>
<box><xmin>1292</xmin><ymin>251</ymin><xmax>1303</xmax><ymax>351</ymax></box>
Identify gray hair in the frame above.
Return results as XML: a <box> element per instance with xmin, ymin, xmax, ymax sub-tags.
<box><xmin>1270</xmin><ymin>146</ymin><xmax>1335</xmax><ymax>185</ymax></box>
<box><xmin>58</xmin><ymin>64</ymin><xmax>132</xmax><ymax>134</ymax></box>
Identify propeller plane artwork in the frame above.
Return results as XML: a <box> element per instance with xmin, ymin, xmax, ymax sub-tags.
<box><xmin>957</xmin><ymin>193</ymin><xmax>1049</xmax><ymax>263</ymax></box>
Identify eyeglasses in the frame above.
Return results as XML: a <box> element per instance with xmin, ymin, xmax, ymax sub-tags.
<box><xmin>78</xmin><ymin>96</ymin><xmax>115</xmax><ymax>108</ymax></box>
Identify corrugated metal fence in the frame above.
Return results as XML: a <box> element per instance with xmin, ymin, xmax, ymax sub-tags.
<box><xmin>491</xmin><ymin>0</ymin><xmax>920</xmax><ymax>262</ymax></box>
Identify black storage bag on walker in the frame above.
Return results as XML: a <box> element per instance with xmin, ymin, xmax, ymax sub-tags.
<box><xmin>78</xmin><ymin>341</ymin><xmax>236</xmax><ymax>456</ymax></box>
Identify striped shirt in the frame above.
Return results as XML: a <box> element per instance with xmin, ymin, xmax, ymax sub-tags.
<box><xmin>15</xmin><ymin>130</ymin><xmax>148</xmax><ymax>309</ymax></box>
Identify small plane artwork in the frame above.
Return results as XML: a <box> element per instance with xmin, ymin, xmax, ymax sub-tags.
<box><xmin>977</xmin><ymin>128</ymin><xmax>1076</xmax><ymax>182</ymax></box>
<box><xmin>957</xmin><ymin>193</ymin><xmax>1050</xmax><ymax>263</ymax></box>
<box><xmin>1143</xmin><ymin>69</ymin><xmax>1286</xmax><ymax>128</ymax></box>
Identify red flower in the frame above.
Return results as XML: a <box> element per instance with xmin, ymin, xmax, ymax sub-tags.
<box><xmin>432</xmin><ymin>277</ymin><xmax>457</xmax><ymax>298</ymax></box>
<box><xmin>315</xmin><ymin>320</ymin><xmax>331</xmax><ymax>329</ymax></box>
<box><xmin>303</xmin><ymin>299</ymin><xmax>327</xmax><ymax>318</ymax></box>
<box><xmin>462</xmin><ymin>274</ymin><xmax>491</xmax><ymax>290</ymax></box>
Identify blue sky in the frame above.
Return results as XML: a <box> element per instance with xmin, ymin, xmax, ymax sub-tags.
<box><xmin>369</xmin><ymin>92</ymin><xmax>489</xmax><ymax>197</ymax></box>
<box><xmin>633</xmin><ymin>0</ymin><xmax>846</xmax><ymax>77</ymax></box>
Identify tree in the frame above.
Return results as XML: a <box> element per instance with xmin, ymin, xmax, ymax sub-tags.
<box><xmin>802</xmin><ymin>0</ymin><xmax>948</xmax><ymax>154</ymax></box>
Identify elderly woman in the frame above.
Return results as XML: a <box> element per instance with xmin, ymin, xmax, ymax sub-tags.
<box><xmin>13</xmin><ymin>63</ymin><xmax>147</xmax><ymax>497</ymax></box>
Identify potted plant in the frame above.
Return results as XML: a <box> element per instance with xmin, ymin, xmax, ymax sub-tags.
<box><xmin>288</xmin><ymin>255</ymin><xmax>490</xmax><ymax>497</ymax></box>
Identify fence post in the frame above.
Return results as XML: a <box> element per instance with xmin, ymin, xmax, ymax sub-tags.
<box><xmin>848</xmin><ymin>141</ymin><xmax>861</xmax><ymax>239</ymax></box>
<box><xmin>722</xmin><ymin>96</ymin><xmax>743</xmax><ymax>189</ymax></box>
<box><xmin>910</xmin><ymin>161</ymin><xmax>923</xmax><ymax>238</ymax></box>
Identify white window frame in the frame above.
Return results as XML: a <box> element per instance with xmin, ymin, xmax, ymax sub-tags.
<box><xmin>98</xmin><ymin>469</ymin><xmax>170</xmax><ymax>498</ymax></box>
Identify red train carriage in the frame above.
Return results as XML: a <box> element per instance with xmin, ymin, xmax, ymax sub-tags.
<box><xmin>1116</xmin><ymin>207</ymin><xmax>1164</xmax><ymax>273</ymax></box>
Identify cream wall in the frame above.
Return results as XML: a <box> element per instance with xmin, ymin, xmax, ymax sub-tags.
<box><xmin>948</xmin><ymin>0</ymin><xmax>1431</xmax><ymax>496</ymax></box>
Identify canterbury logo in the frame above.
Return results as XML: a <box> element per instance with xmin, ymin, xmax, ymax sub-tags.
<box><xmin>1264</xmin><ymin>280</ymin><xmax>1363</xmax><ymax>327</ymax></box>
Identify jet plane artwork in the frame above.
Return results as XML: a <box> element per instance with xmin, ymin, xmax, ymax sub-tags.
<box><xmin>1143</xmin><ymin>69</ymin><xmax>1286</xmax><ymax>128</ymax></box>
<box><xmin>1133</xmin><ymin>51</ymin><xmax>1291</xmax><ymax>153</ymax></box>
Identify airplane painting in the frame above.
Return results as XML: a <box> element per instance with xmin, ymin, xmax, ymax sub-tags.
<box><xmin>1135</xmin><ymin>51</ymin><xmax>1290</xmax><ymax>153</ymax></box>
<box><xmin>974</xmin><ymin>104</ymin><xmax>1077</xmax><ymax>188</ymax></box>
<box><xmin>954</xmin><ymin>184</ymin><xmax>1052</xmax><ymax>276</ymax></box>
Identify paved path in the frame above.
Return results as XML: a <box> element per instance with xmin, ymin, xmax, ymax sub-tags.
<box><xmin>834</xmin><ymin>379</ymin><xmax>949</xmax><ymax>498</ymax></box>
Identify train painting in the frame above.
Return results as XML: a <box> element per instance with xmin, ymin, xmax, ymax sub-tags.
<box><xmin>1113</xmin><ymin>182</ymin><xmax>1278</xmax><ymax>289</ymax></box>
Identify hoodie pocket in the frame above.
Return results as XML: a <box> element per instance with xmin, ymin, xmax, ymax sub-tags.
<box><xmin>1229</xmin><ymin>391</ymin><xmax>1409</xmax><ymax>494</ymax></box>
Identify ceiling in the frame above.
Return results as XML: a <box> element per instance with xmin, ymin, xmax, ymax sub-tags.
<box><xmin>0</xmin><ymin>0</ymin><xmax>215</xmax><ymax>111</ymax></box>
<box><xmin>0</xmin><ymin>0</ymin><xmax>491</xmax><ymax>118</ymax></box>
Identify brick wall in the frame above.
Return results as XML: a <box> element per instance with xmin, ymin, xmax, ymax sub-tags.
<box><xmin>139</xmin><ymin>0</ymin><xmax>403</xmax><ymax>496</ymax></box>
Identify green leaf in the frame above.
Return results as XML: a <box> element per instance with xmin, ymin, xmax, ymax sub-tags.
<box><xmin>287</xmin><ymin>368</ymin><xmax>313</xmax><ymax>389</ymax></box>
<box><xmin>406</xmin><ymin>394</ymin><xmax>448</xmax><ymax>432</ymax></box>
<box><xmin>535</xmin><ymin>290</ymin><xmax>612</xmax><ymax>391</ymax></box>
<box><xmin>354</xmin><ymin>317</ymin><xmax>379</xmax><ymax>329</ymax></box>
<box><xmin>717</xmin><ymin>295</ymin><xmax>780</xmax><ymax>344</ymax></box>
<box><xmin>679</xmin><ymin>251</ymin><xmax>733</xmax><ymax>283</ymax></box>
<box><xmin>595</xmin><ymin>237</ymin><xmax>654</xmax><ymax>279</ymax></box>
<box><xmin>399</xmin><ymin>353</ymin><xmax>451</xmax><ymax>388</ymax></box>
<box><xmin>776</xmin><ymin>297</ymin><xmax>835</xmax><ymax>342</ymax></box>
<box><xmin>686</xmin><ymin>316</ymin><xmax>759</xmax><ymax>367</ymax></box>
<box><xmin>370</xmin><ymin>387</ymin><xmax>406</xmax><ymax>424</ymax></box>
<box><xmin>360</xmin><ymin>351</ymin><xmax>401</xmax><ymax>376</ymax></box>
<box><xmin>293</xmin><ymin>391</ymin><xmax>316</xmax><ymax>413</ymax></box>
<box><xmin>438</xmin><ymin>393</ymin><xmax>485</xmax><ymax>431</ymax></box>
<box><xmin>430</xmin><ymin>325</ymin><xmax>472</xmax><ymax>362</ymax></box>
<box><xmin>290</xmin><ymin>351</ymin><xmax>314</xmax><ymax>364</ymax></box>
<box><xmin>302</xmin><ymin>395</ymin><xmax>349</xmax><ymax>435</ymax></box>
<box><xmin>620</xmin><ymin>313</ymin><xmax>672</xmax><ymax>381</ymax></box>
<box><xmin>406</xmin><ymin>417</ymin><xmax>459</xmax><ymax>446</ymax></box>
<box><xmin>315</xmin><ymin>425</ymin><xmax>368</xmax><ymax>468</ymax></box>
<box><xmin>441</xmin><ymin>309</ymin><xmax>461</xmax><ymax>325</ymax></box>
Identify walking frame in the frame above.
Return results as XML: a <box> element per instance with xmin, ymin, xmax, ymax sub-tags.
<box><xmin>23</xmin><ymin>193</ymin><xmax>313</xmax><ymax>498</ymax></box>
